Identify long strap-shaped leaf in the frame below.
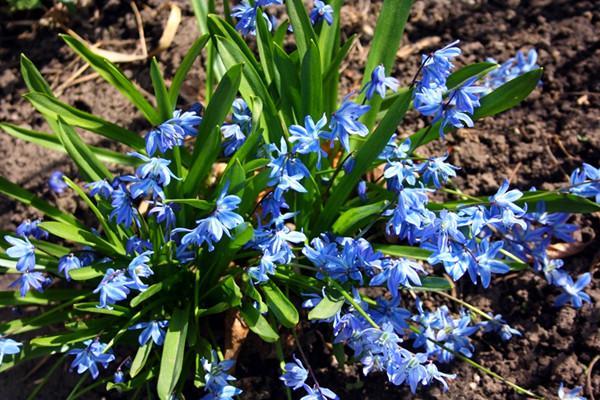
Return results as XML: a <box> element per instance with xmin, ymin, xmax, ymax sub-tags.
<box><xmin>314</xmin><ymin>88</ymin><xmax>414</xmax><ymax>233</ymax></box>
<box><xmin>0</xmin><ymin>176</ymin><xmax>81</xmax><ymax>227</ymax></box>
<box><xmin>0</xmin><ymin>123</ymin><xmax>138</xmax><ymax>166</ymax></box>
<box><xmin>157</xmin><ymin>305</ymin><xmax>189</xmax><ymax>400</ymax></box>
<box><xmin>183</xmin><ymin>64</ymin><xmax>242</xmax><ymax>196</ymax></box>
<box><xmin>56</xmin><ymin>118</ymin><xmax>113</xmax><ymax>182</ymax></box>
<box><xmin>61</xmin><ymin>34</ymin><xmax>160</xmax><ymax>125</ymax></box>
<box><xmin>168</xmin><ymin>34</ymin><xmax>210</xmax><ymax>106</ymax></box>
<box><xmin>286</xmin><ymin>0</ymin><xmax>318</xmax><ymax>58</ymax></box>
<box><xmin>24</xmin><ymin>93</ymin><xmax>144</xmax><ymax>150</ymax></box>
<box><xmin>360</xmin><ymin>0</ymin><xmax>413</xmax><ymax>128</ymax></box>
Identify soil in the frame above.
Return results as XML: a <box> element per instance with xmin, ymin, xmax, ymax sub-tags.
<box><xmin>0</xmin><ymin>0</ymin><xmax>599</xmax><ymax>399</ymax></box>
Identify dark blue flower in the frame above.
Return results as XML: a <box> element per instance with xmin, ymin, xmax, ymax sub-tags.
<box><xmin>280</xmin><ymin>354</ymin><xmax>308</xmax><ymax>390</ymax></box>
<box><xmin>49</xmin><ymin>170</ymin><xmax>68</xmax><ymax>193</ymax></box>
<box><xmin>93</xmin><ymin>268</ymin><xmax>133</xmax><ymax>309</ymax></box>
<box><xmin>148</xmin><ymin>202</ymin><xmax>178</xmax><ymax>233</ymax></box>
<box><xmin>129</xmin><ymin>320</ymin><xmax>168</xmax><ymax>346</ymax></box>
<box><xmin>16</xmin><ymin>219</ymin><xmax>48</xmax><ymax>240</ymax></box>
<box><xmin>86</xmin><ymin>179</ymin><xmax>113</xmax><ymax>199</ymax></box>
<box><xmin>68</xmin><ymin>339</ymin><xmax>115</xmax><ymax>380</ymax></box>
<box><xmin>554</xmin><ymin>272</ymin><xmax>592</xmax><ymax>308</ymax></box>
<box><xmin>201</xmin><ymin>350</ymin><xmax>242</xmax><ymax>399</ymax></box>
<box><xmin>329</xmin><ymin>95</ymin><xmax>370</xmax><ymax>152</ymax></box>
<box><xmin>125</xmin><ymin>235</ymin><xmax>153</xmax><ymax>256</ymax></box>
<box><xmin>58</xmin><ymin>254</ymin><xmax>81</xmax><ymax>281</ymax></box>
<box><xmin>289</xmin><ymin>114</ymin><xmax>329</xmax><ymax>168</ymax></box>
<box><xmin>364</xmin><ymin>65</ymin><xmax>399</xmax><ymax>100</ymax></box>
<box><xmin>109</xmin><ymin>185</ymin><xmax>140</xmax><ymax>228</ymax></box>
<box><xmin>481</xmin><ymin>314</ymin><xmax>521</xmax><ymax>341</ymax></box>
<box><xmin>145</xmin><ymin>109</ymin><xmax>202</xmax><ymax>155</ymax></box>
<box><xmin>310</xmin><ymin>0</ymin><xmax>334</xmax><ymax>25</ymax></box>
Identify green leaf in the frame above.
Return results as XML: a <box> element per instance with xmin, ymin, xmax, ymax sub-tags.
<box><xmin>418</xmin><ymin>276</ymin><xmax>453</xmax><ymax>292</ymax></box>
<box><xmin>23</xmin><ymin>93</ymin><xmax>144</xmax><ymax>150</ymax></box>
<box><xmin>285</xmin><ymin>0</ymin><xmax>318</xmax><ymax>58</ymax></box>
<box><xmin>261</xmin><ymin>281</ymin><xmax>299</xmax><ymax>328</ymax></box>
<box><xmin>31</xmin><ymin>329</ymin><xmax>97</xmax><ymax>347</ymax></box>
<box><xmin>0</xmin><ymin>289</ymin><xmax>82</xmax><ymax>307</ymax></box>
<box><xmin>255</xmin><ymin>8</ymin><xmax>277</xmax><ymax>84</ymax></box>
<box><xmin>0</xmin><ymin>123</ymin><xmax>138</xmax><ymax>166</ymax></box>
<box><xmin>68</xmin><ymin>265</ymin><xmax>107</xmax><ymax>281</ymax></box>
<box><xmin>308</xmin><ymin>292</ymin><xmax>344</xmax><ymax>320</ymax></box>
<box><xmin>332</xmin><ymin>200</ymin><xmax>389</xmax><ymax>236</ymax></box>
<box><xmin>0</xmin><ymin>176</ymin><xmax>81</xmax><ymax>227</ymax></box>
<box><xmin>61</xmin><ymin>34</ymin><xmax>160</xmax><ymax>125</ymax></box>
<box><xmin>63</xmin><ymin>177</ymin><xmax>124</xmax><ymax>253</ymax></box>
<box><xmin>73</xmin><ymin>302</ymin><xmax>129</xmax><ymax>316</ymax></box>
<box><xmin>301</xmin><ymin>41</ymin><xmax>323</xmax><ymax>119</ymax></box>
<box><xmin>20</xmin><ymin>54</ymin><xmax>53</xmax><ymax>95</ymax></box>
<box><xmin>55</xmin><ymin>118</ymin><xmax>113</xmax><ymax>182</ymax></box>
<box><xmin>474</xmin><ymin>69</ymin><xmax>543</xmax><ymax>119</ymax></box>
<box><xmin>446</xmin><ymin>62</ymin><xmax>498</xmax><ymax>88</ymax></box>
<box><xmin>150</xmin><ymin>57</ymin><xmax>173</xmax><ymax>120</ymax></box>
<box><xmin>240</xmin><ymin>302</ymin><xmax>279</xmax><ymax>342</ymax></box>
<box><xmin>169</xmin><ymin>34</ymin><xmax>210</xmax><ymax>105</ymax></box>
<box><xmin>184</xmin><ymin>64</ymin><xmax>242</xmax><ymax>196</ymax></box>
<box><xmin>165</xmin><ymin>198</ymin><xmax>213</xmax><ymax>210</ymax></box>
<box><xmin>130</xmin><ymin>342</ymin><xmax>153</xmax><ymax>378</ymax></box>
<box><xmin>38</xmin><ymin>221</ymin><xmax>120</xmax><ymax>255</ymax></box>
<box><xmin>360</xmin><ymin>0</ymin><xmax>412</xmax><ymax>126</ymax></box>
<box><xmin>374</xmin><ymin>244</ymin><xmax>431</xmax><ymax>260</ymax></box>
<box><xmin>157</xmin><ymin>305</ymin><xmax>189</xmax><ymax>400</ymax></box>
<box><xmin>315</xmin><ymin>88</ymin><xmax>413</xmax><ymax>233</ymax></box>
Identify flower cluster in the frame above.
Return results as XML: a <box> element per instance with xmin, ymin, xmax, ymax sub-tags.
<box><xmin>200</xmin><ymin>351</ymin><xmax>243</xmax><ymax>400</ymax></box>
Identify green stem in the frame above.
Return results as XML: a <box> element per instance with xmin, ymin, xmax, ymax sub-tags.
<box><xmin>66</xmin><ymin>374</ymin><xmax>88</xmax><ymax>400</ymax></box>
<box><xmin>436</xmin><ymin>291</ymin><xmax>495</xmax><ymax>322</ymax></box>
<box><xmin>327</xmin><ymin>279</ymin><xmax>379</xmax><ymax>329</ymax></box>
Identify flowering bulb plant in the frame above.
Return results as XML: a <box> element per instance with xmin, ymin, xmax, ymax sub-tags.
<box><xmin>1</xmin><ymin>0</ymin><xmax>598</xmax><ymax>399</ymax></box>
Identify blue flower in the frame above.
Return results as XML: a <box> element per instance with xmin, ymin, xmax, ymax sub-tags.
<box><xmin>569</xmin><ymin>163</ymin><xmax>600</xmax><ymax>203</ymax></box>
<box><xmin>129</xmin><ymin>320</ymin><xmax>168</xmax><ymax>346</ymax></box>
<box><xmin>58</xmin><ymin>254</ymin><xmax>81</xmax><ymax>281</ymax></box>
<box><xmin>4</xmin><ymin>235</ymin><xmax>36</xmax><ymax>272</ymax></box>
<box><xmin>364</xmin><ymin>65</ymin><xmax>399</xmax><ymax>100</ymax></box>
<box><xmin>232</xmin><ymin>1</ymin><xmax>276</xmax><ymax>36</ymax></box>
<box><xmin>370</xmin><ymin>258</ymin><xmax>425</xmax><ymax>293</ymax></box>
<box><xmin>554</xmin><ymin>272</ymin><xmax>592</xmax><ymax>309</ymax></box>
<box><xmin>489</xmin><ymin>179</ymin><xmax>525</xmax><ymax>215</ymax></box>
<box><xmin>49</xmin><ymin>170</ymin><xmax>68</xmax><ymax>193</ymax></box>
<box><xmin>558</xmin><ymin>382</ymin><xmax>587</xmax><ymax>400</ymax></box>
<box><xmin>267</xmin><ymin>138</ymin><xmax>311</xmax><ymax>199</ymax></box>
<box><xmin>93</xmin><ymin>268</ymin><xmax>133</xmax><ymax>309</ymax></box>
<box><xmin>201</xmin><ymin>350</ymin><xmax>242</xmax><ymax>400</ymax></box>
<box><xmin>484</xmin><ymin>49</ymin><xmax>539</xmax><ymax>90</ymax></box>
<box><xmin>127</xmin><ymin>251</ymin><xmax>154</xmax><ymax>291</ymax></box>
<box><xmin>86</xmin><ymin>179</ymin><xmax>113</xmax><ymax>199</ymax></box>
<box><xmin>109</xmin><ymin>185</ymin><xmax>140</xmax><ymax>228</ymax></box>
<box><xmin>125</xmin><ymin>235</ymin><xmax>153</xmax><ymax>256</ymax></box>
<box><xmin>127</xmin><ymin>153</ymin><xmax>179</xmax><ymax>200</ymax></box>
<box><xmin>481</xmin><ymin>314</ymin><xmax>521</xmax><ymax>341</ymax></box>
<box><xmin>418</xmin><ymin>155</ymin><xmax>459</xmax><ymax>188</ymax></box>
<box><xmin>329</xmin><ymin>95</ymin><xmax>370</xmax><ymax>152</ymax></box>
<box><xmin>466</xmin><ymin>239</ymin><xmax>510</xmax><ymax>288</ymax></box>
<box><xmin>0</xmin><ymin>338</ymin><xmax>22</xmax><ymax>364</ymax></box>
<box><xmin>310</xmin><ymin>0</ymin><xmax>334</xmax><ymax>25</ymax></box>
<box><xmin>221</xmin><ymin>124</ymin><xmax>246</xmax><ymax>157</ymax></box>
<box><xmin>16</xmin><ymin>219</ymin><xmax>48</xmax><ymax>240</ymax></box>
<box><xmin>300</xmin><ymin>384</ymin><xmax>339</xmax><ymax>400</ymax></box>
<box><xmin>113</xmin><ymin>370</ymin><xmax>125</xmax><ymax>384</ymax></box>
<box><xmin>439</xmin><ymin>108</ymin><xmax>474</xmax><ymax>136</ymax></box>
<box><xmin>145</xmin><ymin>108</ymin><xmax>202</xmax><ymax>155</ymax></box>
<box><xmin>280</xmin><ymin>354</ymin><xmax>308</xmax><ymax>390</ymax></box>
<box><xmin>289</xmin><ymin>114</ymin><xmax>329</xmax><ymax>168</ymax></box>
<box><xmin>420</xmin><ymin>40</ymin><xmax>461</xmax><ymax>86</ymax></box>
<box><xmin>148</xmin><ymin>202</ymin><xmax>178</xmax><ymax>233</ymax></box>
<box><xmin>450</xmin><ymin>77</ymin><xmax>486</xmax><ymax>114</ymax></box>
<box><xmin>68</xmin><ymin>339</ymin><xmax>115</xmax><ymax>379</ymax></box>
<box><xmin>414</xmin><ymin>85</ymin><xmax>444</xmax><ymax>117</ymax></box>
<box><xmin>174</xmin><ymin>188</ymin><xmax>244</xmax><ymax>252</ymax></box>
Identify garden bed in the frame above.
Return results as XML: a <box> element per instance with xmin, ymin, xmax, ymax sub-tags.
<box><xmin>0</xmin><ymin>0</ymin><xmax>598</xmax><ymax>398</ymax></box>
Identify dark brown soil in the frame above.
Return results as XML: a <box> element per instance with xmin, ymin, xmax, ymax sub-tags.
<box><xmin>0</xmin><ymin>0</ymin><xmax>598</xmax><ymax>399</ymax></box>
